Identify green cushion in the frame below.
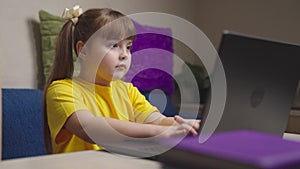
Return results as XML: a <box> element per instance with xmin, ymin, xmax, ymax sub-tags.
<box><xmin>38</xmin><ymin>10</ymin><xmax>65</xmax><ymax>83</ymax></box>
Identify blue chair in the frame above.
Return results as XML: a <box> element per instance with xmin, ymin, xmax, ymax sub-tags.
<box><xmin>142</xmin><ymin>91</ymin><xmax>202</xmax><ymax>119</ymax></box>
<box><xmin>141</xmin><ymin>91</ymin><xmax>177</xmax><ymax>117</ymax></box>
<box><xmin>2</xmin><ymin>89</ymin><xmax>46</xmax><ymax>160</ymax></box>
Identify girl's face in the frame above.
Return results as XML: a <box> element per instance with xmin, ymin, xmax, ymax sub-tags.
<box><xmin>82</xmin><ymin>37</ymin><xmax>133</xmax><ymax>86</ymax></box>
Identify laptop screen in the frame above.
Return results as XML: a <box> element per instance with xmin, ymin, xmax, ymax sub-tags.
<box><xmin>199</xmin><ymin>31</ymin><xmax>300</xmax><ymax>136</ymax></box>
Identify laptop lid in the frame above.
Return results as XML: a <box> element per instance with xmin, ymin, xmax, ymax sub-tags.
<box><xmin>200</xmin><ymin>31</ymin><xmax>300</xmax><ymax>136</ymax></box>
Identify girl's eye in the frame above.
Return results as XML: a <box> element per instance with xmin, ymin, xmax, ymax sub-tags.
<box><xmin>106</xmin><ymin>42</ymin><xmax>118</xmax><ymax>49</ymax></box>
<box><xmin>127</xmin><ymin>45</ymin><xmax>132</xmax><ymax>50</ymax></box>
<box><xmin>111</xmin><ymin>44</ymin><xmax>118</xmax><ymax>48</ymax></box>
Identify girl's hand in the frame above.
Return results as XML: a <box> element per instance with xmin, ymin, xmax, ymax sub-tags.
<box><xmin>155</xmin><ymin>124</ymin><xmax>191</xmax><ymax>138</ymax></box>
<box><xmin>174</xmin><ymin>115</ymin><xmax>200</xmax><ymax>136</ymax></box>
<box><xmin>144</xmin><ymin>112</ymin><xmax>200</xmax><ymax>137</ymax></box>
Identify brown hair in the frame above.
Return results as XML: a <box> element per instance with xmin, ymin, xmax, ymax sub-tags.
<box><xmin>43</xmin><ymin>8</ymin><xmax>136</xmax><ymax>153</ymax></box>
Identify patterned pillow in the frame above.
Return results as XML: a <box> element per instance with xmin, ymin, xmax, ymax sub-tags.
<box><xmin>39</xmin><ymin>10</ymin><xmax>65</xmax><ymax>84</ymax></box>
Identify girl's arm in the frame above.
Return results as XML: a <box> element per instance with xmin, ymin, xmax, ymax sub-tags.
<box><xmin>144</xmin><ymin>112</ymin><xmax>200</xmax><ymax>135</ymax></box>
<box><xmin>64</xmin><ymin>110</ymin><xmax>190</xmax><ymax>144</ymax></box>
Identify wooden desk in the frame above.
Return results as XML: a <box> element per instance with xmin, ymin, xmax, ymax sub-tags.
<box><xmin>0</xmin><ymin>151</ymin><xmax>174</xmax><ymax>169</ymax></box>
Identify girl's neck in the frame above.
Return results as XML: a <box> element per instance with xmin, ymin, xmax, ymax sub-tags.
<box><xmin>94</xmin><ymin>78</ymin><xmax>111</xmax><ymax>86</ymax></box>
<box><xmin>78</xmin><ymin>72</ymin><xmax>111</xmax><ymax>87</ymax></box>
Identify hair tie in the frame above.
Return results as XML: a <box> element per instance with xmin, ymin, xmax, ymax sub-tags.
<box><xmin>62</xmin><ymin>5</ymin><xmax>83</xmax><ymax>25</ymax></box>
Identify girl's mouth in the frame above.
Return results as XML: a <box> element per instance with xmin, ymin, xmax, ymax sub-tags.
<box><xmin>115</xmin><ymin>64</ymin><xmax>127</xmax><ymax>70</ymax></box>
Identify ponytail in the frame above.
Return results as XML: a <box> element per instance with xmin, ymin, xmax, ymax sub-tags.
<box><xmin>47</xmin><ymin>20</ymin><xmax>75</xmax><ymax>85</ymax></box>
<box><xmin>43</xmin><ymin>20</ymin><xmax>75</xmax><ymax>154</ymax></box>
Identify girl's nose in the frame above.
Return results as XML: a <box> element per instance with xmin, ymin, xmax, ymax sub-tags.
<box><xmin>119</xmin><ymin>48</ymin><xmax>128</xmax><ymax>60</ymax></box>
<box><xmin>119</xmin><ymin>53</ymin><xmax>127</xmax><ymax>60</ymax></box>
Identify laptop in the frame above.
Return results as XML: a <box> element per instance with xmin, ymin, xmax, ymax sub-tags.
<box><xmin>199</xmin><ymin>31</ymin><xmax>300</xmax><ymax>136</ymax></box>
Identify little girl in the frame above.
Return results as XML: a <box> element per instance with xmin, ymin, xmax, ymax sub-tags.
<box><xmin>44</xmin><ymin>6</ymin><xmax>200</xmax><ymax>154</ymax></box>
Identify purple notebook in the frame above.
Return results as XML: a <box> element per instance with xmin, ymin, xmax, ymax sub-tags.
<box><xmin>158</xmin><ymin>130</ymin><xmax>300</xmax><ymax>169</ymax></box>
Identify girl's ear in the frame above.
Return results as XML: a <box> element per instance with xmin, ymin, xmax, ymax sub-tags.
<box><xmin>76</xmin><ymin>41</ymin><xmax>88</xmax><ymax>61</ymax></box>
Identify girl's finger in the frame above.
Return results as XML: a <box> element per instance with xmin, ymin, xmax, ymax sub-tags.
<box><xmin>174</xmin><ymin>115</ymin><xmax>186</xmax><ymax>124</ymax></box>
<box><xmin>187</xmin><ymin>119</ymin><xmax>201</xmax><ymax>130</ymax></box>
<box><xmin>180</xmin><ymin>123</ymin><xmax>198</xmax><ymax>136</ymax></box>
<box><xmin>175</xmin><ymin>128</ymin><xmax>188</xmax><ymax>136</ymax></box>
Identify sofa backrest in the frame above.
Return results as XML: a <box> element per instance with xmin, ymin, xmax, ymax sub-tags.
<box><xmin>2</xmin><ymin>89</ymin><xmax>46</xmax><ymax>160</ymax></box>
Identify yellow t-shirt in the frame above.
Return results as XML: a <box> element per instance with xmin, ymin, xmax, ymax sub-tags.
<box><xmin>46</xmin><ymin>78</ymin><xmax>158</xmax><ymax>153</ymax></box>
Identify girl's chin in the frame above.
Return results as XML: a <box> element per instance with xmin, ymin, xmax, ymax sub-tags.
<box><xmin>112</xmin><ymin>71</ymin><xmax>127</xmax><ymax>81</ymax></box>
<box><xmin>112</xmin><ymin>74</ymin><xmax>125</xmax><ymax>81</ymax></box>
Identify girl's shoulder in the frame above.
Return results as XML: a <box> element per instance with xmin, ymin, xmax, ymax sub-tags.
<box><xmin>48</xmin><ymin>79</ymin><xmax>74</xmax><ymax>89</ymax></box>
<box><xmin>46</xmin><ymin>78</ymin><xmax>87</xmax><ymax>98</ymax></box>
<box><xmin>47</xmin><ymin>78</ymin><xmax>84</xmax><ymax>94</ymax></box>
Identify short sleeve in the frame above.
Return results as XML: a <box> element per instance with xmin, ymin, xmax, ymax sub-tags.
<box><xmin>46</xmin><ymin>80</ymin><xmax>88</xmax><ymax>144</ymax></box>
<box><xmin>128</xmin><ymin>83</ymin><xmax>159</xmax><ymax>123</ymax></box>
